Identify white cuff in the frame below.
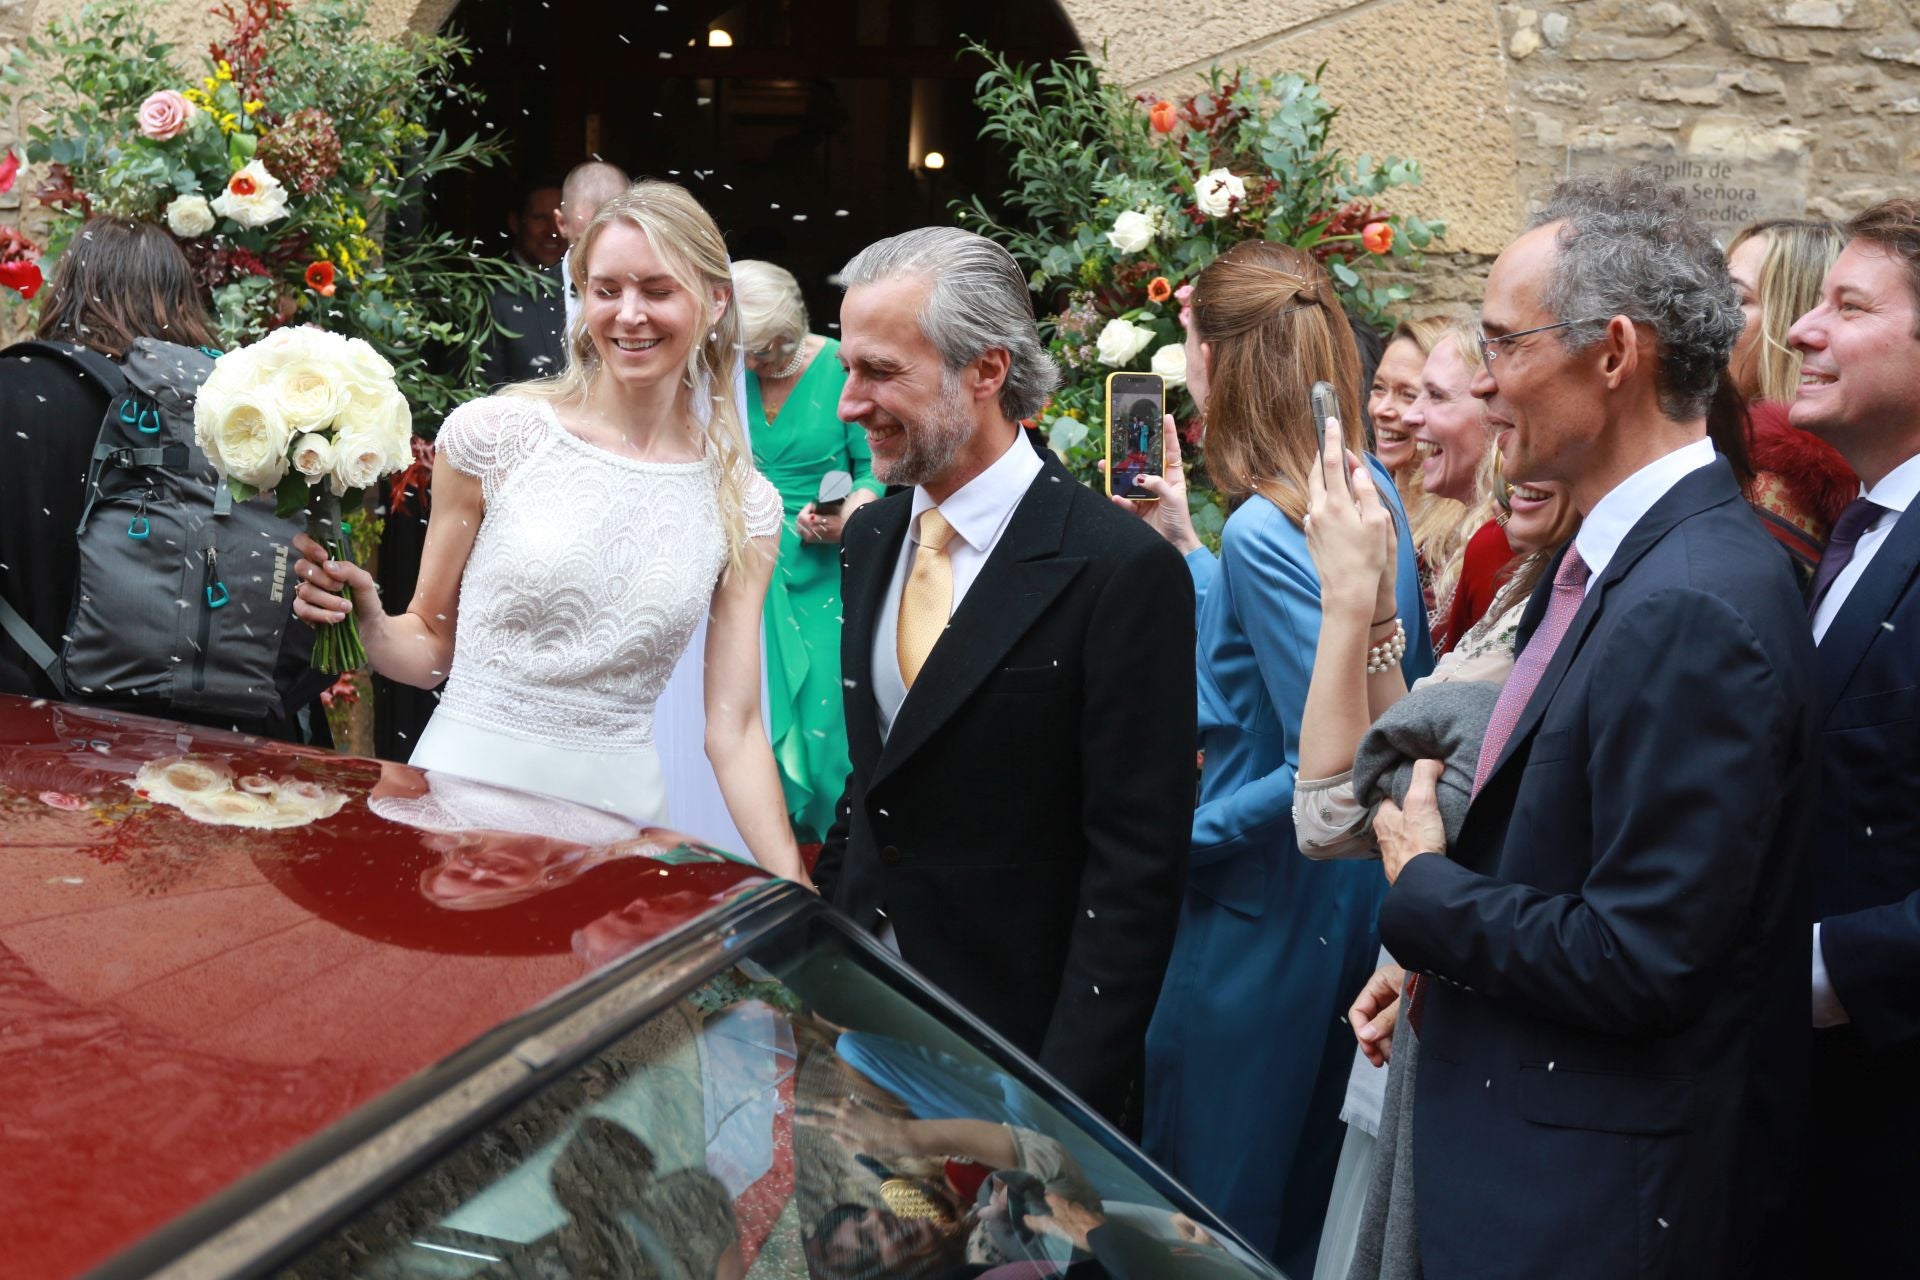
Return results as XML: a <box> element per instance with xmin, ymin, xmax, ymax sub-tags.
<box><xmin>1812</xmin><ymin>922</ymin><xmax>1850</xmax><ymax>1028</ymax></box>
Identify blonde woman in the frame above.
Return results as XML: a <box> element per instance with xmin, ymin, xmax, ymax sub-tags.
<box><xmin>1403</xmin><ymin>324</ymin><xmax>1501</xmax><ymax>651</ymax></box>
<box><xmin>1726</xmin><ymin>218</ymin><xmax>1858</xmax><ymax>581</ymax></box>
<box><xmin>291</xmin><ymin>182</ymin><xmax>808</xmax><ymax>884</ymax></box>
<box><xmin>1371</xmin><ymin>316</ymin><xmax>1470</xmax><ymax>617</ymax></box>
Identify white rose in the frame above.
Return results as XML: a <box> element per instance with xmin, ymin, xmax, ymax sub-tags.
<box><xmin>339</xmin><ymin>336</ymin><xmax>395</xmax><ymax>385</ymax></box>
<box><xmin>290</xmin><ymin>432</ymin><xmax>336</xmax><ymax>480</ymax></box>
<box><xmin>1194</xmin><ymin>168</ymin><xmax>1248</xmax><ymax>219</ymax></box>
<box><xmin>210</xmin><ymin>160</ymin><xmax>291</xmax><ymax>229</ymax></box>
<box><xmin>196</xmin><ymin>382</ymin><xmax>292</xmax><ymax>490</ymax></box>
<box><xmin>379</xmin><ymin>390</ymin><xmax>414</xmax><ymax>469</ymax></box>
<box><xmin>329</xmin><ymin>425</ymin><xmax>388</xmax><ymax>496</ymax></box>
<box><xmin>1094</xmin><ymin>317</ymin><xmax>1156</xmax><ymax>368</ymax></box>
<box><xmin>164</xmin><ymin>193</ymin><xmax>215</xmax><ymax>239</ymax></box>
<box><xmin>272</xmin><ymin>357</ymin><xmax>346</xmax><ymax>435</ymax></box>
<box><xmin>1106</xmin><ymin>209</ymin><xmax>1155</xmax><ymax>255</ymax></box>
<box><xmin>1150</xmin><ymin>342</ymin><xmax>1188</xmax><ymax>388</ymax></box>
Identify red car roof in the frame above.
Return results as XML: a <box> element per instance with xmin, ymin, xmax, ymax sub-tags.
<box><xmin>0</xmin><ymin>695</ymin><xmax>769</xmax><ymax>1279</ymax></box>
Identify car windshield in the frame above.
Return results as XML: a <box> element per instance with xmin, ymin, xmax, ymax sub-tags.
<box><xmin>275</xmin><ymin>910</ymin><xmax>1278</xmax><ymax>1279</ymax></box>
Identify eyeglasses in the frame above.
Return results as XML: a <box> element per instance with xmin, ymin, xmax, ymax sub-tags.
<box><xmin>747</xmin><ymin>339</ymin><xmax>798</xmax><ymax>362</ymax></box>
<box><xmin>1474</xmin><ymin>318</ymin><xmax>1606</xmax><ymax>370</ymax></box>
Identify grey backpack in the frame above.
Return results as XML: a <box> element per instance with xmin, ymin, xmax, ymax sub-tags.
<box><xmin>0</xmin><ymin>338</ymin><xmax>308</xmax><ymax>723</ymax></box>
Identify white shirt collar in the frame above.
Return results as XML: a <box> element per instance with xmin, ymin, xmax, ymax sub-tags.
<box><xmin>909</xmin><ymin>431</ymin><xmax>1043</xmax><ymax>551</ymax></box>
<box><xmin>1861</xmin><ymin>449</ymin><xmax>1920</xmax><ymax>516</ymax></box>
<box><xmin>1574</xmin><ymin>436</ymin><xmax>1717</xmax><ymax>586</ymax></box>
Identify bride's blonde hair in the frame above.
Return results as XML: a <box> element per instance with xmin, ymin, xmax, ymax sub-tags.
<box><xmin>506</xmin><ymin>180</ymin><xmax>757</xmax><ymax>575</ymax></box>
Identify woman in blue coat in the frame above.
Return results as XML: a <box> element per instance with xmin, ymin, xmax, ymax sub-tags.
<box><xmin>1119</xmin><ymin>242</ymin><xmax>1432</xmax><ymax>1276</ymax></box>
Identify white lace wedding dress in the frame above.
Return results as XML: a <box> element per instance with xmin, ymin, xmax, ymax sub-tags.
<box><xmin>408</xmin><ymin>394</ymin><xmax>782</xmax><ymax>825</ymax></box>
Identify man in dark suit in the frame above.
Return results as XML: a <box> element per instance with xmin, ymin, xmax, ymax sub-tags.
<box><xmin>812</xmin><ymin>227</ymin><xmax>1196</xmax><ymax>1129</ymax></box>
<box><xmin>1784</xmin><ymin>198</ymin><xmax>1920</xmax><ymax>1272</ymax></box>
<box><xmin>477</xmin><ymin>174</ymin><xmax>567</xmax><ymax>388</ymax></box>
<box><xmin>1368</xmin><ymin>172</ymin><xmax>1819</xmax><ymax>1278</ymax></box>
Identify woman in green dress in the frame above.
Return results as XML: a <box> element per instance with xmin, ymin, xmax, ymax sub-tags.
<box><xmin>733</xmin><ymin>260</ymin><xmax>883</xmax><ymax>841</ymax></box>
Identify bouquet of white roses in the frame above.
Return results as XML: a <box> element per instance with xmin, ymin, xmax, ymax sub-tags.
<box><xmin>194</xmin><ymin>325</ymin><xmax>412</xmax><ymax>673</ymax></box>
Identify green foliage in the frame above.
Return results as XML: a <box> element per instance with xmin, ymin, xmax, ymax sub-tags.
<box><xmin>959</xmin><ymin>46</ymin><xmax>1446</xmax><ymax>539</ymax></box>
<box><xmin>3</xmin><ymin>0</ymin><xmax>534</xmax><ymax>425</ymax></box>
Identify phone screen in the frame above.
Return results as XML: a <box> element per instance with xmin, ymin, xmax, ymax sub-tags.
<box><xmin>1106</xmin><ymin>372</ymin><xmax>1166</xmax><ymax>500</ymax></box>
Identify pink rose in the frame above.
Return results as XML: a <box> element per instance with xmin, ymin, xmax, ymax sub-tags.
<box><xmin>137</xmin><ymin>90</ymin><xmax>195</xmax><ymax>141</ymax></box>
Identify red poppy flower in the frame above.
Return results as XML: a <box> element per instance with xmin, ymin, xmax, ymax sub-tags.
<box><xmin>1150</xmin><ymin>100</ymin><xmax>1178</xmax><ymax>133</ymax></box>
<box><xmin>304</xmin><ymin>260</ymin><xmax>337</xmax><ymax>297</ymax></box>
<box><xmin>0</xmin><ymin>260</ymin><xmax>43</xmax><ymax>300</ymax></box>
<box><xmin>1362</xmin><ymin>221</ymin><xmax>1394</xmax><ymax>255</ymax></box>
<box><xmin>230</xmin><ymin>173</ymin><xmax>258</xmax><ymax>197</ymax></box>
<box><xmin>1147</xmin><ymin>276</ymin><xmax>1173</xmax><ymax>304</ymax></box>
<box><xmin>0</xmin><ymin>150</ymin><xmax>19</xmax><ymax>195</ymax></box>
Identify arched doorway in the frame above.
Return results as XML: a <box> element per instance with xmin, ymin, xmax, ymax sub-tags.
<box><xmin>432</xmin><ymin>0</ymin><xmax>1081</xmax><ymax>325</ymax></box>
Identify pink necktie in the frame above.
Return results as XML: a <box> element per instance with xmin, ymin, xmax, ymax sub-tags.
<box><xmin>1472</xmin><ymin>546</ymin><xmax>1591</xmax><ymax>798</ymax></box>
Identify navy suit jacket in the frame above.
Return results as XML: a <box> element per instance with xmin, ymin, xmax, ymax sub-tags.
<box><xmin>1808</xmin><ymin>495</ymin><xmax>1920</xmax><ymax>1270</ymax></box>
<box><xmin>1380</xmin><ymin>459</ymin><xmax>1818</xmax><ymax>1280</ymax></box>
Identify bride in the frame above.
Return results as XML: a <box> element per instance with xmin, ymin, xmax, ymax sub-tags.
<box><xmin>291</xmin><ymin>181</ymin><xmax>808</xmax><ymax>885</ymax></box>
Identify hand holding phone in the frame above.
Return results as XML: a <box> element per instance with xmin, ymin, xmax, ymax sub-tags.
<box><xmin>1311</xmin><ymin>381</ymin><xmax>1353</xmax><ymax>500</ymax></box>
<box><xmin>1105</xmin><ymin>372</ymin><xmax>1167</xmax><ymax>501</ymax></box>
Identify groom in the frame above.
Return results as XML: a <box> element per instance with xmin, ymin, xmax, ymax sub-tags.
<box><xmin>814</xmin><ymin>227</ymin><xmax>1197</xmax><ymax>1129</ymax></box>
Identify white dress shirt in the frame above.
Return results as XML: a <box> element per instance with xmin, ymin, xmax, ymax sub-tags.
<box><xmin>1572</xmin><ymin>436</ymin><xmax>1717</xmax><ymax>595</ymax></box>
<box><xmin>1810</xmin><ymin>449</ymin><xmax>1920</xmax><ymax>642</ymax></box>
<box><xmin>871</xmin><ymin>432</ymin><xmax>1044</xmax><ymax>742</ymax></box>
<box><xmin>1808</xmin><ymin>449</ymin><xmax>1920</xmax><ymax>1025</ymax></box>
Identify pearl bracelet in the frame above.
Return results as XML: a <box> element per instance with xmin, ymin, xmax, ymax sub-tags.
<box><xmin>1365</xmin><ymin>617</ymin><xmax>1407</xmax><ymax>674</ymax></box>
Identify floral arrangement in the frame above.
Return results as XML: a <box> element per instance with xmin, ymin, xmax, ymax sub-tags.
<box><xmin>961</xmin><ymin>48</ymin><xmax>1445</xmax><ymax>539</ymax></box>
<box><xmin>3</xmin><ymin>0</ymin><xmax>534</xmax><ymax>421</ymax></box>
<box><xmin>194</xmin><ymin>325</ymin><xmax>412</xmax><ymax>672</ymax></box>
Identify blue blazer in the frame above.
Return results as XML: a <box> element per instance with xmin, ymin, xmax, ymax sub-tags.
<box><xmin>1808</xmin><ymin>496</ymin><xmax>1920</xmax><ymax>1272</ymax></box>
<box><xmin>1380</xmin><ymin>459</ymin><xmax>1818</xmax><ymax>1280</ymax></box>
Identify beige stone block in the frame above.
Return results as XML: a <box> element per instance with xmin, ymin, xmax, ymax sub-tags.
<box><xmin>1526</xmin><ymin>77</ymin><xmax>1592</xmax><ymax>105</ymax></box>
<box><xmin>1510</xmin><ymin>24</ymin><xmax>1544</xmax><ymax>57</ymax></box>
<box><xmin>1766</xmin><ymin>0</ymin><xmax>1886</xmax><ymax>28</ymax></box>
<box><xmin>1129</xmin><ymin>0</ymin><xmax>1522</xmax><ymax>254</ymax></box>
<box><xmin>1565</xmin><ymin>1</ymin><xmax>1703</xmax><ymax>59</ymax></box>
<box><xmin>1732</xmin><ymin>68</ymin><xmax>1789</xmax><ymax>95</ymax></box>
<box><xmin>1636</xmin><ymin>65</ymin><xmax>1735</xmax><ymax>106</ymax></box>
<box><xmin>1731</xmin><ymin>26</ymin><xmax>1848</xmax><ymax>59</ymax></box>
<box><xmin>1863</xmin><ymin>36</ymin><xmax>1920</xmax><ymax>65</ymax></box>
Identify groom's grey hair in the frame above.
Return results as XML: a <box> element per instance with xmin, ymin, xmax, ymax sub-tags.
<box><xmin>841</xmin><ymin>227</ymin><xmax>1060</xmax><ymax>421</ymax></box>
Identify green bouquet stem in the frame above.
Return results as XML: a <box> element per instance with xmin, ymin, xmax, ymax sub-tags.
<box><xmin>305</xmin><ymin>488</ymin><xmax>369</xmax><ymax>676</ymax></box>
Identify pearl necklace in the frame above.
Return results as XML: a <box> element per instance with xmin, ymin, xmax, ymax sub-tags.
<box><xmin>769</xmin><ymin>339</ymin><xmax>808</xmax><ymax>381</ymax></box>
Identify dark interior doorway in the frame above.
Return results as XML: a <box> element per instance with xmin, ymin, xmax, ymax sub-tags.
<box><xmin>433</xmin><ymin>0</ymin><xmax>1081</xmax><ymax>330</ymax></box>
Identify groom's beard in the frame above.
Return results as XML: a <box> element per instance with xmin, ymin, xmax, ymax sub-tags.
<box><xmin>870</xmin><ymin>375</ymin><xmax>973</xmax><ymax>489</ymax></box>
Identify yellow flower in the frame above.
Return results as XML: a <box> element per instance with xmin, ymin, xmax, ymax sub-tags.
<box><xmin>216</xmin><ymin>60</ymin><xmax>234</xmax><ymax>81</ymax></box>
<box><xmin>243</xmin><ymin>100</ymin><xmax>263</xmax><ymax>114</ymax></box>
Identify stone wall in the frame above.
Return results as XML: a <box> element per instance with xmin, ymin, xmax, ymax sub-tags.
<box><xmin>1063</xmin><ymin>0</ymin><xmax>1920</xmax><ymax>312</ymax></box>
<box><xmin>11</xmin><ymin>0</ymin><xmax>1920</xmax><ymax>316</ymax></box>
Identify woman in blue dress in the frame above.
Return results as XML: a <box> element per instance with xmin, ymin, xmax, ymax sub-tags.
<box><xmin>1119</xmin><ymin>242</ymin><xmax>1432</xmax><ymax>1276</ymax></box>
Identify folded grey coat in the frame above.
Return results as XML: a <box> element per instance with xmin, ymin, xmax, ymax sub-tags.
<box><xmin>1351</xmin><ymin>680</ymin><xmax>1503</xmax><ymax>847</ymax></box>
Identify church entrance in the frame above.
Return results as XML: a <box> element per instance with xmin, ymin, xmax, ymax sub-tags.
<box><xmin>432</xmin><ymin>0</ymin><xmax>1081</xmax><ymax>325</ymax></box>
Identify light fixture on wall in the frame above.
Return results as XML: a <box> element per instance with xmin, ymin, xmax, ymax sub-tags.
<box><xmin>708</xmin><ymin>28</ymin><xmax>733</xmax><ymax>46</ymax></box>
<box><xmin>921</xmin><ymin>150</ymin><xmax>946</xmax><ymax>171</ymax></box>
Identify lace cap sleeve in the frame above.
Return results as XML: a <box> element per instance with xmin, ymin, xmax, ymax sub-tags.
<box><xmin>435</xmin><ymin>395</ymin><xmax>547</xmax><ymax>499</ymax></box>
<box><xmin>741</xmin><ymin>466</ymin><xmax>783</xmax><ymax>540</ymax></box>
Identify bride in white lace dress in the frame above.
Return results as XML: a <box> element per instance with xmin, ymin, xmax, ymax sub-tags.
<box><xmin>291</xmin><ymin>181</ymin><xmax>807</xmax><ymax>884</ymax></box>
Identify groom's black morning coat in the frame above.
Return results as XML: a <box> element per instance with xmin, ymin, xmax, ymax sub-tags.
<box><xmin>814</xmin><ymin>445</ymin><xmax>1197</xmax><ymax>1127</ymax></box>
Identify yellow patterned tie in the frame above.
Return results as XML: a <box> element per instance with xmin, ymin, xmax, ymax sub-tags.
<box><xmin>897</xmin><ymin>508</ymin><xmax>956</xmax><ymax>689</ymax></box>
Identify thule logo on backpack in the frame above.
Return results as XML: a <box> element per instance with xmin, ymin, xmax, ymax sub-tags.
<box><xmin>270</xmin><ymin>545</ymin><xmax>289</xmax><ymax>603</ymax></box>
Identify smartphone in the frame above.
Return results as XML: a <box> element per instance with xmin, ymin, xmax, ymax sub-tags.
<box><xmin>1105</xmin><ymin>371</ymin><xmax>1166</xmax><ymax>500</ymax></box>
<box><xmin>1311</xmin><ymin>379</ymin><xmax>1353</xmax><ymax>499</ymax></box>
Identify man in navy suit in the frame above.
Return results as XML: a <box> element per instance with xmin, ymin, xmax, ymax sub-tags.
<box><xmin>1368</xmin><ymin>171</ymin><xmax>1819</xmax><ymax>1278</ymax></box>
<box><xmin>1785</xmin><ymin>198</ymin><xmax>1920</xmax><ymax>1272</ymax></box>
